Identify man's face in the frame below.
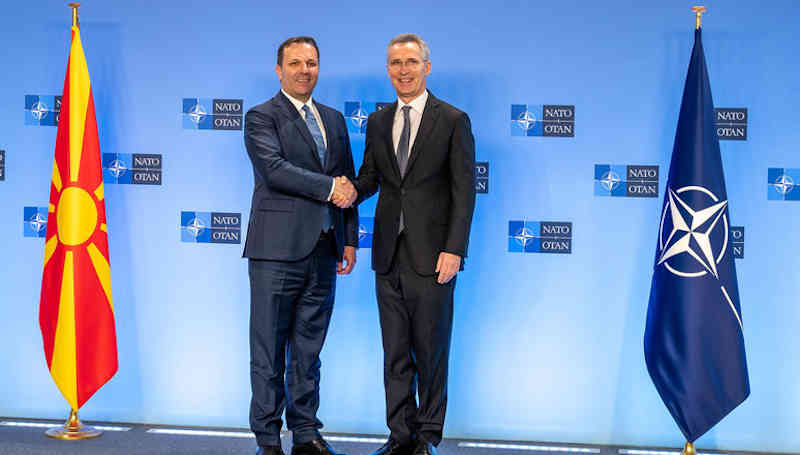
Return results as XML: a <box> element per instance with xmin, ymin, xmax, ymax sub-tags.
<box><xmin>276</xmin><ymin>42</ymin><xmax>319</xmax><ymax>102</ymax></box>
<box><xmin>386</xmin><ymin>41</ymin><xmax>431</xmax><ymax>102</ymax></box>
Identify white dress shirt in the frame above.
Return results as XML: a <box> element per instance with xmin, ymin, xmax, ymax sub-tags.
<box><xmin>281</xmin><ymin>90</ymin><xmax>335</xmax><ymax>200</ymax></box>
<box><xmin>392</xmin><ymin>90</ymin><xmax>428</xmax><ymax>157</ymax></box>
<box><xmin>282</xmin><ymin>89</ymin><xmax>327</xmax><ymax>148</ymax></box>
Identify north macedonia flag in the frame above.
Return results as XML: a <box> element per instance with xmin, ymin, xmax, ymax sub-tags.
<box><xmin>39</xmin><ymin>23</ymin><xmax>117</xmax><ymax>411</ymax></box>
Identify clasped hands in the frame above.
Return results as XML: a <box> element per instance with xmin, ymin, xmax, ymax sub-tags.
<box><xmin>331</xmin><ymin>176</ymin><xmax>357</xmax><ymax>208</ymax></box>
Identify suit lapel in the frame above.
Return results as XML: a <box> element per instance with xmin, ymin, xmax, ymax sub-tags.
<box><xmin>404</xmin><ymin>92</ymin><xmax>439</xmax><ymax>179</ymax></box>
<box><xmin>380</xmin><ymin>102</ymin><xmax>402</xmax><ymax>179</ymax></box>
<box><xmin>276</xmin><ymin>91</ymin><xmax>324</xmax><ymax>170</ymax></box>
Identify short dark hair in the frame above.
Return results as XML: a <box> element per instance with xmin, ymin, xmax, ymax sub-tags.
<box><xmin>277</xmin><ymin>36</ymin><xmax>319</xmax><ymax>65</ymax></box>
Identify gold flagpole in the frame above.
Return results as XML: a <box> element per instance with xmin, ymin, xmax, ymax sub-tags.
<box><xmin>69</xmin><ymin>2</ymin><xmax>80</xmax><ymax>27</ymax></box>
<box><xmin>44</xmin><ymin>5</ymin><xmax>101</xmax><ymax>441</ymax></box>
<box><xmin>692</xmin><ymin>5</ymin><xmax>706</xmax><ymax>29</ymax></box>
<box><xmin>680</xmin><ymin>9</ymin><xmax>706</xmax><ymax>450</ymax></box>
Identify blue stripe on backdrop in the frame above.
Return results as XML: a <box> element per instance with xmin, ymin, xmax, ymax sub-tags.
<box><xmin>1</xmin><ymin>1</ymin><xmax>799</xmax><ymax>452</ymax></box>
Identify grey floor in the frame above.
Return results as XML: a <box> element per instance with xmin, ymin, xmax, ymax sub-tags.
<box><xmin>0</xmin><ymin>418</ymin><xmax>756</xmax><ymax>455</ymax></box>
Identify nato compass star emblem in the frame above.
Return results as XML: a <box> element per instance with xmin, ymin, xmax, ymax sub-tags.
<box><xmin>358</xmin><ymin>224</ymin><xmax>368</xmax><ymax>241</ymax></box>
<box><xmin>31</xmin><ymin>101</ymin><xmax>49</xmax><ymax>121</ymax></box>
<box><xmin>656</xmin><ymin>185</ymin><xmax>743</xmax><ymax>329</ymax></box>
<box><xmin>186</xmin><ymin>217</ymin><xmax>205</xmax><ymax>237</ymax></box>
<box><xmin>516</xmin><ymin>110</ymin><xmax>537</xmax><ymax>131</ymax></box>
<box><xmin>600</xmin><ymin>171</ymin><xmax>621</xmax><ymax>191</ymax></box>
<box><xmin>188</xmin><ymin>103</ymin><xmax>207</xmax><ymax>124</ymax></box>
<box><xmin>349</xmin><ymin>108</ymin><xmax>368</xmax><ymax>130</ymax></box>
<box><xmin>774</xmin><ymin>174</ymin><xmax>794</xmax><ymax>195</ymax></box>
<box><xmin>657</xmin><ymin>186</ymin><xmax>729</xmax><ymax>279</ymax></box>
<box><xmin>29</xmin><ymin>212</ymin><xmax>48</xmax><ymax>233</ymax></box>
<box><xmin>108</xmin><ymin>159</ymin><xmax>128</xmax><ymax>178</ymax></box>
<box><xmin>513</xmin><ymin>226</ymin><xmax>536</xmax><ymax>247</ymax></box>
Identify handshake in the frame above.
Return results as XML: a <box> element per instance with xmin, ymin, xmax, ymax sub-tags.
<box><xmin>331</xmin><ymin>176</ymin><xmax>358</xmax><ymax>208</ymax></box>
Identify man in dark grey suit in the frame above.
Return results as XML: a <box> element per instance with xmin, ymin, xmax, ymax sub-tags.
<box><xmin>243</xmin><ymin>36</ymin><xmax>358</xmax><ymax>455</ymax></box>
<box><xmin>354</xmin><ymin>34</ymin><xmax>476</xmax><ymax>455</ymax></box>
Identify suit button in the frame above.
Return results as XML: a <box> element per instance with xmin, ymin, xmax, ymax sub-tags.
<box><xmin>401</xmin><ymin>189</ymin><xmax>406</xmax><ymax>195</ymax></box>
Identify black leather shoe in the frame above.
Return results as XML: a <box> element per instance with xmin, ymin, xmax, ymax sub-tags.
<box><xmin>411</xmin><ymin>442</ymin><xmax>437</xmax><ymax>455</ymax></box>
<box><xmin>370</xmin><ymin>439</ymin><xmax>415</xmax><ymax>455</ymax></box>
<box><xmin>257</xmin><ymin>446</ymin><xmax>285</xmax><ymax>455</ymax></box>
<box><xmin>291</xmin><ymin>438</ymin><xmax>346</xmax><ymax>455</ymax></box>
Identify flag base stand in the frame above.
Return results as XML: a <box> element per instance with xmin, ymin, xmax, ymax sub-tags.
<box><xmin>681</xmin><ymin>442</ymin><xmax>696</xmax><ymax>455</ymax></box>
<box><xmin>45</xmin><ymin>410</ymin><xmax>102</xmax><ymax>440</ymax></box>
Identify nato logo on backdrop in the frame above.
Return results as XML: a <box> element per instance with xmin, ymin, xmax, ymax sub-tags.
<box><xmin>768</xmin><ymin>168</ymin><xmax>800</xmax><ymax>201</ymax></box>
<box><xmin>594</xmin><ymin>164</ymin><xmax>659</xmax><ymax>198</ymax></box>
<box><xmin>182</xmin><ymin>98</ymin><xmax>243</xmax><ymax>130</ymax></box>
<box><xmin>715</xmin><ymin>108</ymin><xmax>747</xmax><ymax>141</ymax></box>
<box><xmin>508</xmin><ymin>221</ymin><xmax>572</xmax><ymax>254</ymax></box>
<box><xmin>475</xmin><ymin>162</ymin><xmax>489</xmax><ymax>194</ymax></box>
<box><xmin>344</xmin><ymin>101</ymin><xmax>392</xmax><ymax>134</ymax></box>
<box><xmin>181</xmin><ymin>211</ymin><xmax>241</xmax><ymax>244</ymax></box>
<box><xmin>358</xmin><ymin>217</ymin><xmax>374</xmax><ymax>249</ymax></box>
<box><xmin>0</xmin><ymin>150</ymin><xmax>5</xmax><ymax>181</ymax></box>
<box><xmin>511</xmin><ymin>104</ymin><xmax>575</xmax><ymax>137</ymax></box>
<box><xmin>25</xmin><ymin>95</ymin><xmax>61</xmax><ymax>126</ymax></box>
<box><xmin>23</xmin><ymin>207</ymin><xmax>48</xmax><ymax>238</ymax></box>
<box><xmin>103</xmin><ymin>153</ymin><xmax>163</xmax><ymax>185</ymax></box>
<box><xmin>730</xmin><ymin>226</ymin><xmax>744</xmax><ymax>259</ymax></box>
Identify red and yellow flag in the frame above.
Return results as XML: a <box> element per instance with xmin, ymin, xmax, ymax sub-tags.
<box><xmin>39</xmin><ymin>23</ymin><xmax>117</xmax><ymax>411</ymax></box>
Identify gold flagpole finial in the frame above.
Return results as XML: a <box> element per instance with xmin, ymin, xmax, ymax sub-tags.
<box><xmin>692</xmin><ymin>6</ymin><xmax>706</xmax><ymax>29</ymax></box>
<box><xmin>681</xmin><ymin>442</ymin><xmax>697</xmax><ymax>455</ymax></box>
<box><xmin>68</xmin><ymin>2</ymin><xmax>80</xmax><ymax>27</ymax></box>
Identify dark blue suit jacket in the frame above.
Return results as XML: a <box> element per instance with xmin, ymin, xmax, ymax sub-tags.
<box><xmin>243</xmin><ymin>91</ymin><xmax>358</xmax><ymax>261</ymax></box>
<box><xmin>354</xmin><ymin>92</ymin><xmax>475</xmax><ymax>275</ymax></box>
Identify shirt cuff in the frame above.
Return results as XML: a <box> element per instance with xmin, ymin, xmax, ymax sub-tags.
<box><xmin>326</xmin><ymin>178</ymin><xmax>336</xmax><ymax>201</ymax></box>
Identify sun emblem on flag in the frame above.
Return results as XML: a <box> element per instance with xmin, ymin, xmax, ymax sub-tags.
<box><xmin>39</xmin><ymin>22</ymin><xmax>117</xmax><ymax>412</ymax></box>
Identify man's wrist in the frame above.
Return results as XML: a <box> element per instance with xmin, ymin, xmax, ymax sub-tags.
<box><xmin>326</xmin><ymin>177</ymin><xmax>336</xmax><ymax>201</ymax></box>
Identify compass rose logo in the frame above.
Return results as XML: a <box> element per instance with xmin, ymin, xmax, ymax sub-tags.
<box><xmin>600</xmin><ymin>171</ymin><xmax>621</xmax><ymax>191</ymax></box>
<box><xmin>29</xmin><ymin>212</ymin><xmax>48</xmax><ymax>233</ymax></box>
<box><xmin>31</xmin><ymin>101</ymin><xmax>49</xmax><ymax>121</ymax></box>
<box><xmin>345</xmin><ymin>101</ymin><xmax>382</xmax><ymax>134</ymax></box>
<box><xmin>516</xmin><ymin>110</ymin><xmax>537</xmax><ymax>131</ymax></box>
<box><xmin>108</xmin><ymin>159</ymin><xmax>128</xmax><ymax>178</ymax></box>
<box><xmin>349</xmin><ymin>108</ymin><xmax>368</xmax><ymax>130</ymax></box>
<box><xmin>23</xmin><ymin>207</ymin><xmax>49</xmax><ymax>238</ymax></box>
<box><xmin>512</xmin><ymin>226</ymin><xmax>536</xmax><ymax>248</ymax></box>
<box><xmin>188</xmin><ymin>103</ymin><xmax>207</xmax><ymax>124</ymax></box>
<box><xmin>657</xmin><ymin>186</ymin><xmax>729</xmax><ymax>279</ymax></box>
<box><xmin>186</xmin><ymin>217</ymin><xmax>205</xmax><ymax>238</ymax></box>
<box><xmin>357</xmin><ymin>217</ymin><xmax>373</xmax><ymax>248</ymax></box>
<box><xmin>774</xmin><ymin>174</ymin><xmax>794</xmax><ymax>195</ymax></box>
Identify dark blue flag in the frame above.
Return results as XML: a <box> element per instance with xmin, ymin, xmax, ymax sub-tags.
<box><xmin>644</xmin><ymin>28</ymin><xmax>749</xmax><ymax>443</ymax></box>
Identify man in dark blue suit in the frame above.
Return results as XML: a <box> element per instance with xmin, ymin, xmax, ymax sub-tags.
<box><xmin>354</xmin><ymin>34</ymin><xmax>475</xmax><ymax>455</ymax></box>
<box><xmin>243</xmin><ymin>36</ymin><xmax>358</xmax><ymax>455</ymax></box>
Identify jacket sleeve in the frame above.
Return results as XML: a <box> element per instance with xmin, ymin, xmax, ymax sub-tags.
<box><xmin>244</xmin><ymin>108</ymin><xmax>333</xmax><ymax>201</ymax></box>
<box><xmin>339</xmin><ymin>113</ymin><xmax>360</xmax><ymax>247</ymax></box>
<box><xmin>353</xmin><ymin>116</ymin><xmax>381</xmax><ymax>206</ymax></box>
<box><xmin>444</xmin><ymin>112</ymin><xmax>476</xmax><ymax>258</ymax></box>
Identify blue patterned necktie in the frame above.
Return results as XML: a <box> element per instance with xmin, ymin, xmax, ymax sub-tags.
<box><xmin>302</xmin><ymin>104</ymin><xmax>326</xmax><ymax>166</ymax></box>
<box><xmin>302</xmin><ymin>104</ymin><xmax>333</xmax><ymax>232</ymax></box>
<box><xmin>397</xmin><ymin>105</ymin><xmax>412</xmax><ymax>232</ymax></box>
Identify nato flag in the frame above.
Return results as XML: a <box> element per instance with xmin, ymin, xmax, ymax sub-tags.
<box><xmin>644</xmin><ymin>28</ymin><xmax>749</xmax><ymax>443</ymax></box>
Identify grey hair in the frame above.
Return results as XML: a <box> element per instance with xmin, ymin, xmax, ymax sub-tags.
<box><xmin>387</xmin><ymin>33</ymin><xmax>430</xmax><ymax>62</ymax></box>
